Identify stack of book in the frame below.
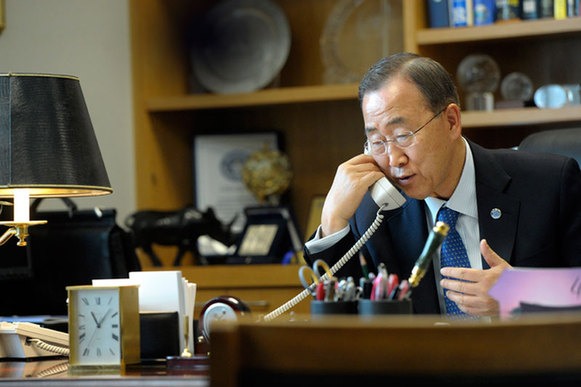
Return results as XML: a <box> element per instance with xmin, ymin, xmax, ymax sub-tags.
<box><xmin>427</xmin><ymin>0</ymin><xmax>580</xmax><ymax>28</ymax></box>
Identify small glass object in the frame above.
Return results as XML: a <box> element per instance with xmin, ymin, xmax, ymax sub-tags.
<box><xmin>534</xmin><ymin>84</ymin><xmax>581</xmax><ymax>109</ymax></box>
<box><xmin>456</xmin><ymin>54</ymin><xmax>501</xmax><ymax>111</ymax></box>
<box><xmin>501</xmin><ymin>72</ymin><xmax>533</xmax><ymax>102</ymax></box>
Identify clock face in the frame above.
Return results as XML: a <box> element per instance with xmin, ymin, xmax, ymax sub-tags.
<box><xmin>71</xmin><ymin>288</ymin><xmax>121</xmax><ymax>365</ymax></box>
<box><xmin>199</xmin><ymin>296</ymin><xmax>250</xmax><ymax>343</ymax></box>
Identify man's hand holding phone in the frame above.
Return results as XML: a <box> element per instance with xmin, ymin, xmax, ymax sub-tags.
<box><xmin>320</xmin><ymin>154</ymin><xmax>387</xmax><ymax>238</ymax></box>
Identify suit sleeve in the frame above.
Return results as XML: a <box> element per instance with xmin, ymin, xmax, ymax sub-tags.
<box><xmin>559</xmin><ymin>158</ymin><xmax>581</xmax><ymax>266</ymax></box>
<box><xmin>303</xmin><ymin>229</ymin><xmax>364</xmax><ymax>279</ymax></box>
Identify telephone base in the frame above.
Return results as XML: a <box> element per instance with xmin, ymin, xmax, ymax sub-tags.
<box><xmin>0</xmin><ymin>322</ymin><xmax>69</xmax><ymax>359</ymax></box>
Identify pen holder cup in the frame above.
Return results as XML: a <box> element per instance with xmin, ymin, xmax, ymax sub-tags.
<box><xmin>310</xmin><ymin>300</ymin><xmax>358</xmax><ymax>316</ymax></box>
<box><xmin>358</xmin><ymin>299</ymin><xmax>412</xmax><ymax>315</ymax></box>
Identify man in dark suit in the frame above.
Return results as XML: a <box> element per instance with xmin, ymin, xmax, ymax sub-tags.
<box><xmin>304</xmin><ymin>53</ymin><xmax>581</xmax><ymax>316</ymax></box>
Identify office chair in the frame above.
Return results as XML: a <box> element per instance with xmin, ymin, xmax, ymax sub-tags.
<box><xmin>518</xmin><ymin>128</ymin><xmax>581</xmax><ymax>166</ymax></box>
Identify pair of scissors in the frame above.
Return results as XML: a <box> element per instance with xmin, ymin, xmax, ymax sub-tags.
<box><xmin>298</xmin><ymin>259</ymin><xmax>333</xmax><ymax>300</ymax></box>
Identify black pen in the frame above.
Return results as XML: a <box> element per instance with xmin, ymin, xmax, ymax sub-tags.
<box><xmin>359</xmin><ymin>276</ymin><xmax>372</xmax><ymax>299</ymax></box>
<box><xmin>408</xmin><ymin>221</ymin><xmax>449</xmax><ymax>288</ymax></box>
<box><xmin>359</xmin><ymin>253</ymin><xmax>369</xmax><ymax>278</ymax></box>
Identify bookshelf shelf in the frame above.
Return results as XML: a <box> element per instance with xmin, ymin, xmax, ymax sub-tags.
<box><xmin>416</xmin><ymin>16</ymin><xmax>581</xmax><ymax>45</ymax></box>
<box><xmin>462</xmin><ymin>106</ymin><xmax>581</xmax><ymax>129</ymax></box>
<box><xmin>146</xmin><ymin>83</ymin><xmax>359</xmax><ymax>112</ymax></box>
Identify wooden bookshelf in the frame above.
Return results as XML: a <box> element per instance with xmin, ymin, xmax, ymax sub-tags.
<box><xmin>131</xmin><ymin>0</ymin><xmax>581</xmax><ymax>276</ymax></box>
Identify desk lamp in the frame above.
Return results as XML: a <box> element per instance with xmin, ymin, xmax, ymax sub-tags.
<box><xmin>0</xmin><ymin>73</ymin><xmax>112</xmax><ymax>246</ymax></box>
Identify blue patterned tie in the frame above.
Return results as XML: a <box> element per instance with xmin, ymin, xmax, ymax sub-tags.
<box><xmin>437</xmin><ymin>206</ymin><xmax>470</xmax><ymax>316</ymax></box>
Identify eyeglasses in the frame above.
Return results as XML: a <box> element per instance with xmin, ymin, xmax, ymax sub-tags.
<box><xmin>364</xmin><ymin>107</ymin><xmax>447</xmax><ymax>156</ymax></box>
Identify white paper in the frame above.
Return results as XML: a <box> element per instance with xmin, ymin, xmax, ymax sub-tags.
<box><xmin>92</xmin><ymin>278</ymin><xmax>138</xmax><ymax>287</ymax></box>
<box><xmin>129</xmin><ymin>271</ymin><xmax>187</xmax><ymax>352</ymax></box>
<box><xmin>185</xmin><ymin>282</ymin><xmax>197</xmax><ymax>352</ymax></box>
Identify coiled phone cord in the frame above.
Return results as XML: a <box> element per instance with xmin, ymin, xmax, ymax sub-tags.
<box><xmin>262</xmin><ymin>205</ymin><xmax>386</xmax><ymax>322</ymax></box>
<box><xmin>32</xmin><ymin>361</ymin><xmax>69</xmax><ymax>378</ymax></box>
<box><xmin>27</xmin><ymin>338</ymin><xmax>70</xmax><ymax>356</ymax></box>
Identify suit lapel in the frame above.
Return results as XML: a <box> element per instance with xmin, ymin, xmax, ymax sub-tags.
<box><xmin>385</xmin><ymin>199</ymin><xmax>440</xmax><ymax>314</ymax></box>
<box><xmin>386</xmin><ymin>199</ymin><xmax>429</xmax><ymax>273</ymax></box>
<box><xmin>470</xmin><ymin>142</ymin><xmax>520</xmax><ymax>268</ymax></box>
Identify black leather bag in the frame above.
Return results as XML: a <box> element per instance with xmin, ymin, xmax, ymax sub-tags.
<box><xmin>0</xmin><ymin>198</ymin><xmax>141</xmax><ymax>316</ymax></box>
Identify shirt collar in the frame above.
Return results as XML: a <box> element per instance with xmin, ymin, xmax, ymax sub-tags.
<box><xmin>425</xmin><ymin>138</ymin><xmax>477</xmax><ymax>224</ymax></box>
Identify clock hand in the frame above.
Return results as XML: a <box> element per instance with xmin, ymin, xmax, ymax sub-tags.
<box><xmin>91</xmin><ymin>311</ymin><xmax>101</xmax><ymax>328</ymax></box>
<box><xmin>85</xmin><ymin>309</ymin><xmax>112</xmax><ymax>351</ymax></box>
<box><xmin>97</xmin><ymin>309</ymin><xmax>112</xmax><ymax>327</ymax></box>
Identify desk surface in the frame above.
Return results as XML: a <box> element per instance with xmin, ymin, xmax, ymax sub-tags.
<box><xmin>5</xmin><ymin>313</ymin><xmax>581</xmax><ymax>386</ymax></box>
<box><xmin>210</xmin><ymin>312</ymin><xmax>581</xmax><ymax>387</ymax></box>
<box><xmin>0</xmin><ymin>359</ymin><xmax>208</xmax><ymax>386</ymax></box>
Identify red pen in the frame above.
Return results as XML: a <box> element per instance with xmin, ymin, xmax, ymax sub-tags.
<box><xmin>315</xmin><ymin>281</ymin><xmax>326</xmax><ymax>301</ymax></box>
<box><xmin>397</xmin><ymin>279</ymin><xmax>410</xmax><ymax>300</ymax></box>
<box><xmin>372</xmin><ymin>271</ymin><xmax>388</xmax><ymax>300</ymax></box>
<box><xmin>371</xmin><ymin>274</ymin><xmax>380</xmax><ymax>300</ymax></box>
<box><xmin>387</xmin><ymin>273</ymin><xmax>399</xmax><ymax>297</ymax></box>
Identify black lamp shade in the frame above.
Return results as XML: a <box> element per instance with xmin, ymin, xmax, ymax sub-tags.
<box><xmin>0</xmin><ymin>73</ymin><xmax>112</xmax><ymax>198</ymax></box>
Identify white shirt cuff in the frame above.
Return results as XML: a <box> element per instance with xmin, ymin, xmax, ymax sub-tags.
<box><xmin>304</xmin><ymin>225</ymin><xmax>350</xmax><ymax>254</ymax></box>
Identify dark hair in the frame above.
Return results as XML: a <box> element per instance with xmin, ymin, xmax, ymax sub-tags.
<box><xmin>358</xmin><ymin>52</ymin><xmax>460</xmax><ymax>112</ymax></box>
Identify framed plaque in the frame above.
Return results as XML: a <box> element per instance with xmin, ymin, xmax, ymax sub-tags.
<box><xmin>193</xmin><ymin>132</ymin><xmax>281</xmax><ymax>232</ymax></box>
<box><xmin>233</xmin><ymin>205</ymin><xmax>303</xmax><ymax>264</ymax></box>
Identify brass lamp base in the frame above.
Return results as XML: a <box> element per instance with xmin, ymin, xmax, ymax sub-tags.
<box><xmin>0</xmin><ymin>220</ymin><xmax>47</xmax><ymax>246</ymax></box>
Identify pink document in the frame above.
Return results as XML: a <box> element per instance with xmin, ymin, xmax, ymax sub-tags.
<box><xmin>488</xmin><ymin>267</ymin><xmax>581</xmax><ymax>318</ymax></box>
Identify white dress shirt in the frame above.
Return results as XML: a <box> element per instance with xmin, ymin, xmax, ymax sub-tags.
<box><xmin>425</xmin><ymin>137</ymin><xmax>481</xmax><ymax>270</ymax></box>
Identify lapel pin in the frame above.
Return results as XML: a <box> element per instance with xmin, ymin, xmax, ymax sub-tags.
<box><xmin>490</xmin><ymin>208</ymin><xmax>502</xmax><ymax>220</ymax></box>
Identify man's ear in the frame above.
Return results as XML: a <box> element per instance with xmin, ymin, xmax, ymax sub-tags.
<box><xmin>444</xmin><ymin>103</ymin><xmax>462</xmax><ymax>139</ymax></box>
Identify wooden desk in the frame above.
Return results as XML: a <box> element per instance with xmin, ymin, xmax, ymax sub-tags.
<box><xmin>0</xmin><ymin>359</ymin><xmax>208</xmax><ymax>386</ymax></box>
<box><xmin>5</xmin><ymin>313</ymin><xmax>581</xmax><ymax>386</ymax></box>
<box><xmin>210</xmin><ymin>313</ymin><xmax>581</xmax><ymax>387</ymax></box>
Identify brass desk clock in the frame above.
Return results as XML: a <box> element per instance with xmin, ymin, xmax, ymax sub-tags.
<box><xmin>67</xmin><ymin>285</ymin><xmax>140</xmax><ymax>370</ymax></box>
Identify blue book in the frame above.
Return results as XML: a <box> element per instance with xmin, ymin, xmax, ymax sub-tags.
<box><xmin>473</xmin><ymin>0</ymin><xmax>496</xmax><ymax>25</ymax></box>
<box><xmin>451</xmin><ymin>0</ymin><xmax>469</xmax><ymax>27</ymax></box>
<box><xmin>426</xmin><ymin>0</ymin><xmax>450</xmax><ymax>28</ymax></box>
<box><xmin>567</xmin><ymin>0</ymin><xmax>580</xmax><ymax>16</ymax></box>
<box><xmin>520</xmin><ymin>0</ymin><xmax>539</xmax><ymax>19</ymax></box>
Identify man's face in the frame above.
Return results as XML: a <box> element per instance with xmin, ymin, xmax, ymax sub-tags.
<box><xmin>362</xmin><ymin>76</ymin><xmax>460</xmax><ymax>200</ymax></box>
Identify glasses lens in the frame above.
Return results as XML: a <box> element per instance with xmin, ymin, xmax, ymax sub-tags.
<box><xmin>367</xmin><ymin>140</ymin><xmax>386</xmax><ymax>155</ymax></box>
<box><xmin>394</xmin><ymin>132</ymin><xmax>414</xmax><ymax>148</ymax></box>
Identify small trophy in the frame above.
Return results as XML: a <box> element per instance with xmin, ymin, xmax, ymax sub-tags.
<box><xmin>241</xmin><ymin>143</ymin><xmax>293</xmax><ymax>205</ymax></box>
<box><xmin>501</xmin><ymin>72</ymin><xmax>533</xmax><ymax>102</ymax></box>
<box><xmin>236</xmin><ymin>144</ymin><xmax>299</xmax><ymax>263</ymax></box>
<box><xmin>456</xmin><ymin>54</ymin><xmax>500</xmax><ymax>111</ymax></box>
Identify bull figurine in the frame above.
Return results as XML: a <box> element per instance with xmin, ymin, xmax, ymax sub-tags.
<box><xmin>125</xmin><ymin>206</ymin><xmax>238</xmax><ymax>266</ymax></box>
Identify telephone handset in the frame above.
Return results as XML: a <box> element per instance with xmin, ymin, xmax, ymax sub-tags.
<box><xmin>369</xmin><ymin>176</ymin><xmax>406</xmax><ymax>209</ymax></box>
<box><xmin>263</xmin><ymin>175</ymin><xmax>406</xmax><ymax>321</ymax></box>
<box><xmin>366</xmin><ymin>143</ymin><xmax>406</xmax><ymax>208</ymax></box>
